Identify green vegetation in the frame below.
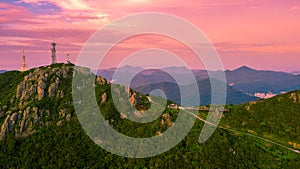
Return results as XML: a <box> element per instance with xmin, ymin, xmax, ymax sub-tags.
<box><xmin>0</xmin><ymin>64</ymin><xmax>299</xmax><ymax>168</ymax></box>
<box><xmin>1</xmin><ymin>114</ymin><xmax>299</xmax><ymax>168</ymax></box>
<box><xmin>0</xmin><ymin>71</ymin><xmax>24</xmax><ymax>106</ymax></box>
<box><xmin>223</xmin><ymin>91</ymin><xmax>300</xmax><ymax>147</ymax></box>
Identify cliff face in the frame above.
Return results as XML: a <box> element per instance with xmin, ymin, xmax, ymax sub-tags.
<box><xmin>0</xmin><ymin>64</ymin><xmax>141</xmax><ymax>140</ymax></box>
<box><xmin>16</xmin><ymin>66</ymin><xmax>72</xmax><ymax>106</ymax></box>
<box><xmin>0</xmin><ymin>65</ymin><xmax>74</xmax><ymax>139</ymax></box>
<box><xmin>0</xmin><ymin>64</ymin><xmax>110</xmax><ymax>140</ymax></box>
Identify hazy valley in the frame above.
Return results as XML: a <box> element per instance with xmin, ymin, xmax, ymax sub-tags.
<box><xmin>0</xmin><ymin>64</ymin><xmax>299</xmax><ymax>168</ymax></box>
<box><xmin>97</xmin><ymin>65</ymin><xmax>300</xmax><ymax>104</ymax></box>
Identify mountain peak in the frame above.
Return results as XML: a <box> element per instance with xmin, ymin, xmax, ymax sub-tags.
<box><xmin>235</xmin><ymin>65</ymin><xmax>255</xmax><ymax>71</ymax></box>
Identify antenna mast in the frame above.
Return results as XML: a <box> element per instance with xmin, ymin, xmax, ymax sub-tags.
<box><xmin>21</xmin><ymin>49</ymin><xmax>28</xmax><ymax>72</ymax></box>
<box><xmin>51</xmin><ymin>42</ymin><xmax>57</xmax><ymax>64</ymax></box>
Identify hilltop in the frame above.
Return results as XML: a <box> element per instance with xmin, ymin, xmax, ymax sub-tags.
<box><xmin>223</xmin><ymin>90</ymin><xmax>300</xmax><ymax>148</ymax></box>
<box><xmin>0</xmin><ymin>63</ymin><xmax>76</xmax><ymax>140</ymax></box>
<box><xmin>0</xmin><ymin>64</ymin><xmax>299</xmax><ymax>168</ymax></box>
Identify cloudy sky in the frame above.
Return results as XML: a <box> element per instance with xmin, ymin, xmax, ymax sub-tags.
<box><xmin>1</xmin><ymin>0</ymin><xmax>300</xmax><ymax>71</ymax></box>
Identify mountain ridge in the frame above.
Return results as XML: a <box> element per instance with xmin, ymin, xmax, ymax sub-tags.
<box><xmin>96</xmin><ymin>65</ymin><xmax>300</xmax><ymax>96</ymax></box>
<box><xmin>134</xmin><ymin>78</ymin><xmax>259</xmax><ymax>105</ymax></box>
<box><xmin>0</xmin><ymin>63</ymin><xmax>299</xmax><ymax>168</ymax></box>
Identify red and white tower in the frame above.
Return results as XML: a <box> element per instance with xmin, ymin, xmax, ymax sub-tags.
<box><xmin>21</xmin><ymin>49</ymin><xmax>28</xmax><ymax>72</ymax></box>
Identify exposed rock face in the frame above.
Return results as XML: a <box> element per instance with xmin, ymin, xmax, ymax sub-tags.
<box><xmin>129</xmin><ymin>93</ymin><xmax>136</xmax><ymax>106</ymax></box>
<box><xmin>0</xmin><ymin>64</ymin><xmax>76</xmax><ymax>140</ymax></box>
<box><xmin>58</xmin><ymin>109</ymin><xmax>71</xmax><ymax>122</ymax></box>
<box><xmin>16</xmin><ymin>66</ymin><xmax>74</xmax><ymax>102</ymax></box>
<box><xmin>0</xmin><ymin>64</ymin><xmax>113</xmax><ymax>140</ymax></box>
<box><xmin>16</xmin><ymin>82</ymin><xmax>25</xmax><ymax>99</ymax></box>
<box><xmin>96</xmin><ymin>76</ymin><xmax>108</xmax><ymax>85</ymax></box>
<box><xmin>66</xmin><ymin>114</ymin><xmax>71</xmax><ymax>122</ymax></box>
<box><xmin>161</xmin><ymin>113</ymin><xmax>174</xmax><ymax>127</ymax></box>
<box><xmin>18</xmin><ymin>106</ymin><xmax>40</xmax><ymax>138</ymax></box>
<box><xmin>59</xmin><ymin>109</ymin><xmax>66</xmax><ymax>118</ymax></box>
<box><xmin>245</xmin><ymin>105</ymin><xmax>250</xmax><ymax>111</ymax></box>
<box><xmin>37</xmin><ymin>77</ymin><xmax>47</xmax><ymax>100</ymax></box>
<box><xmin>56</xmin><ymin>120</ymin><xmax>63</xmax><ymax>126</ymax></box>
<box><xmin>10</xmin><ymin>113</ymin><xmax>19</xmax><ymax>124</ymax></box>
<box><xmin>289</xmin><ymin>92</ymin><xmax>299</xmax><ymax>103</ymax></box>
<box><xmin>48</xmin><ymin>77</ymin><xmax>60</xmax><ymax>98</ymax></box>
<box><xmin>125</xmin><ymin>86</ymin><xmax>131</xmax><ymax>96</ymax></box>
<box><xmin>101</xmin><ymin>92</ymin><xmax>107</xmax><ymax>104</ymax></box>
<box><xmin>0</xmin><ymin>113</ymin><xmax>20</xmax><ymax>139</ymax></box>
<box><xmin>0</xmin><ymin>115</ymin><xmax>12</xmax><ymax>140</ymax></box>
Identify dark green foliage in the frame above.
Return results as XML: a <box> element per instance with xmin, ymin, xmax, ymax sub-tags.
<box><xmin>0</xmin><ymin>70</ymin><xmax>24</xmax><ymax>106</ymax></box>
<box><xmin>0</xmin><ymin>114</ymin><xmax>299</xmax><ymax>168</ymax></box>
<box><xmin>0</xmin><ymin>64</ymin><xmax>299</xmax><ymax>168</ymax></box>
<box><xmin>223</xmin><ymin>90</ymin><xmax>300</xmax><ymax>142</ymax></box>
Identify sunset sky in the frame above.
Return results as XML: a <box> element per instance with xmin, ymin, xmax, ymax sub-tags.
<box><xmin>1</xmin><ymin>0</ymin><xmax>300</xmax><ymax>72</ymax></box>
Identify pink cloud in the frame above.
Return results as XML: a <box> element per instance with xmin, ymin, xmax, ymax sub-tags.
<box><xmin>290</xmin><ymin>6</ymin><xmax>300</xmax><ymax>11</ymax></box>
<box><xmin>19</xmin><ymin>0</ymin><xmax>93</xmax><ymax>10</ymax></box>
<box><xmin>1</xmin><ymin>0</ymin><xmax>300</xmax><ymax>71</ymax></box>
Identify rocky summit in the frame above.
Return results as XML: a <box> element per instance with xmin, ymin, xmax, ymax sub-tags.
<box><xmin>0</xmin><ymin>64</ymin><xmax>72</xmax><ymax>139</ymax></box>
<box><xmin>0</xmin><ymin>63</ymin><xmax>110</xmax><ymax>140</ymax></box>
<box><xmin>0</xmin><ymin>63</ymin><xmax>299</xmax><ymax>168</ymax></box>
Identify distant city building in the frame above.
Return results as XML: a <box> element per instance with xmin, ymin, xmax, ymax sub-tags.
<box><xmin>20</xmin><ymin>49</ymin><xmax>28</xmax><ymax>72</ymax></box>
<box><xmin>254</xmin><ymin>92</ymin><xmax>276</xmax><ymax>99</ymax></box>
<box><xmin>51</xmin><ymin>42</ymin><xmax>57</xmax><ymax>64</ymax></box>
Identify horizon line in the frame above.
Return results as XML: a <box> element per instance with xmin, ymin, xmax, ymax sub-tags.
<box><xmin>1</xmin><ymin>63</ymin><xmax>299</xmax><ymax>74</ymax></box>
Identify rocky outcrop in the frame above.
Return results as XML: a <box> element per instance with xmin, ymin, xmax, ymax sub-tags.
<box><xmin>18</xmin><ymin>106</ymin><xmax>39</xmax><ymax>138</ymax></box>
<box><xmin>161</xmin><ymin>113</ymin><xmax>174</xmax><ymax>127</ymax></box>
<box><xmin>101</xmin><ymin>92</ymin><xmax>107</xmax><ymax>104</ymax></box>
<box><xmin>14</xmin><ymin>65</ymin><xmax>74</xmax><ymax>107</ymax></box>
<box><xmin>48</xmin><ymin>77</ymin><xmax>60</xmax><ymax>98</ymax></box>
<box><xmin>125</xmin><ymin>86</ymin><xmax>131</xmax><ymax>96</ymax></box>
<box><xmin>0</xmin><ymin>104</ymin><xmax>58</xmax><ymax>140</ymax></box>
<box><xmin>0</xmin><ymin>64</ymin><xmax>114</xmax><ymax>140</ymax></box>
<box><xmin>96</xmin><ymin>76</ymin><xmax>108</xmax><ymax>85</ymax></box>
<box><xmin>37</xmin><ymin>77</ymin><xmax>47</xmax><ymax>100</ymax></box>
<box><xmin>66</xmin><ymin>113</ymin><xmax>71</xmax><ymax>122</ymax></box>
<box><xmin>0</xmin><ymin>112</ymin><xmax>20</xmax><ymax>139</ymax></box>
<box><xmin>0</xmin><ymin>115</ymin><xmax>12</xmax><ymax>140</ymax></box>
<box><xmin>129</xmin><ymin>93</ymin><xmax>136</xmax><ymax>106</ymax></box>
<box><xmin>0</xmin><ymin>64</ymin><xmax>77</xmax><ymax>140</ymax></box>
<box><xmin>57</xmin><ymin>109</ymin><xmax>72</xmax><ymax>126</ymax></box>
<box><xmin>16</xmin><ymin>82</ymin><xmax>25</xmax><ymax>99</ymax></box>
<box><xmin>289</xmin><ymin>92</ymin><xmax>299</xmax><ymax>103</ymax></box>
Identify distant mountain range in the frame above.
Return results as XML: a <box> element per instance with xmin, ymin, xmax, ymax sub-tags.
<box><xmin>225</xmin><ymin>66</ymin><xmax>300</xmax><ymax>94</ymax></box>
<box><xmin>0</xmin><ymin>64</ymin><xmax>299</xmax><ymax>168</ymax></box>
<box><xmin>135</xmin><ymin>78</ymin><xmax>258</xmax><ymax>105</ymax></box>
<box><xmin>290</xmin><ymin>71</ymin><xmax>300</xmax><ymax>75</ymax></box>
<box><xmin>0</xmin><ymin>70</ymin><xmax>6</xmax><ymax>74</ymax></box>
<box><xmin>97</xmin><ymin>65</ymin><xmax>300</xmax><ymax>104</ymax></box>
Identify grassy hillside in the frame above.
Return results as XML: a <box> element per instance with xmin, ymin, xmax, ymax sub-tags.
<box><xmin>222</xmin><ymin>90</ymin><xmax>300</xmax><ymax>149</ymax></box>
<box><xmin>0</xmin><ymin>70</ymin><xmax>25</xmax><ymax>105</ymax></box>
<box><xmin>0</xmin><ymin>64</ymin><xmax>299</xmax><ymax>168</ymax></box>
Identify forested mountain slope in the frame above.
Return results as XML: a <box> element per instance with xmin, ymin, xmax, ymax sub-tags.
<box><xmin>0</xmin><ymin>64</ymin><xmax>299</xmax><ymax>168</ymax></box>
